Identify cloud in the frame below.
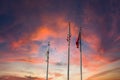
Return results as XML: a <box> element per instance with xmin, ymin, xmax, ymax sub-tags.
<box><xmin>0</xmin><ymin>0</ymin><xmax>120</xmax><ymax>79</ymax></box>
<box><xmin>11</xmin><ymin>41</ymin><xmax>40</xmax><ymax>54</ymax></box>
<box><xmin>0</xmin><ymin>56</ymin><xmax>45</xmax><ymax>64</ymax></box>
<box><xmin>31</xmin><ymin>16</ymin><xmax>78</xmax><ymax>41</ymax></box>
<box><xmin>73</xmin><ymin>0</ymin><xmax>120</xmax><ymax>70</ymax></box>
<box><xmin>54</xmin><ymin>73</ymin><xmax>63</xmax><ymax>77</ymax></box>
<box><xmin>0</xmin><ymin>75</ymin><xmax>28</xmax><ymax>80</ymax></box>
<box><xmin>55</xmin><ymin>62</ymin><xmax>66</xmax><ymax>66</ymax></box>
<box><xmin>0</xmin><ymin>75</ymin><xmax>48</xmax><ymax>80</ymax></box>
<box><xmin>70</xmin><ymin>50</ymin><xmax>109</xmax><ymax>70</ymax></box>
<box><xmin>49</xmin><ymin>72</ymin><xmax>63</xmax><ymax>77</ymax></box>
<box><xmin>86</xmin><ymin>68</ymin><xmax>120</xmax><ymax>80</ymax></box>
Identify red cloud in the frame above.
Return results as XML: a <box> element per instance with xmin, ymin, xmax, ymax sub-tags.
<box><xmin>31</xmin><ymin>26</ymin><xmax>58</xmax><ymax>41</ymax></box>
<box><xmin>31</xmin><ymin>16</ymin><xmax>77</xmax><ymax>41</ymax></box>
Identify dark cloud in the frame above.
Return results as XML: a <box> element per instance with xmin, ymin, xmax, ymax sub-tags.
<box><xmin>0</xmin><ymin>0</ymin><xmax>82</xmax><ymax>44</ymax></box>
<box><xmin>0</xmin><ymin>0</ymin><xmax>83</xmax><ymax>65</ymax></box>
<box><xmin>55</xmin><ymin>62</ymin><xmax>66</xmax><ymax>66</ymax></box>
<box><xmin>79</xmin><ymin>0</ymin><xmax>120</xmax><ymax>63</ymax></box>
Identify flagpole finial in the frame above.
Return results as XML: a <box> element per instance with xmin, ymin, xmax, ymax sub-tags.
<box><xmin>67</xmin><ymin>22</ymin><xmax>71</xmax><ymax>42</ymax></box>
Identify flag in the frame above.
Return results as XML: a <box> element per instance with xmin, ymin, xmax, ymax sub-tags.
<box><xmin>76</xmin><ymin>27</ymin><xmax>81</xmax><ymax>48</ymax></box>
<box><xmin>76</xmin><ymin>27</ymin><xmax>83</xmax><ymax>80</ymax></box>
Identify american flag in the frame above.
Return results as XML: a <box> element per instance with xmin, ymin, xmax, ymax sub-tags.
<box><xmin>76</xmin><ymin>27</ymin><xmax>81</xmax><ymax>48</ymax></box>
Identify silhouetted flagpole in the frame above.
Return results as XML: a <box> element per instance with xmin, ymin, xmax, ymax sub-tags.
<box><xmin>76</xmin><ymin>26</ymin><xmax>82</xmax><ymax>80</ymax></box>
<box><xmin>46</xmin><ymin>42</ymin><xmax>50</xmax><ymax>80</ymax></box>
<box><xmin>67</xmin><ymin>22</ymin><xmax>71</xmax><ymax>80</ymax></box>
<box><xmin>79</xmin><ymin>27</ymin><xmax>82</xmax><ymax>80</ymax></box>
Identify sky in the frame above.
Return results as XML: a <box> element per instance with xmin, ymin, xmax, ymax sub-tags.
<box><xmin>0</xmin><ymin>0</ymin><xmax>120</xmax><ymax>80</ymax></box>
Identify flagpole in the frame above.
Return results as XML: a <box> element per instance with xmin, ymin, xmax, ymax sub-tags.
<box><xmin>67</xmin><ymin>22</ymin><xmax>71</xmax><ymax>80</ymax></box>
<box><xmin>46</xmin><ymin>42</ymin><xmax>50</xmax><ymax>80</ymax></box>
<box><xmin>79</xmin><ymin>27</ymin><xmax>82</xmax><ymax>80</ymax></box>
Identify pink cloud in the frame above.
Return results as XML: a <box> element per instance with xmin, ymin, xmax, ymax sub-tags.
<box><xmin>0</xmin><ymin>56</ymin><xmax>45</xmax><ymax>64</ymax></box>
<box><xmin>9</xmin><ymin>15</ymin><xmax>78</xmax><ymax>57</ymax></box>
<box><xmin>83</xmin><ymin>31</ymin><xmax>101</xmax><ymax>52</ymax></box>
<box><xmin>70</xmin><ymin>49</ymin><xmax>110</xmax><ymax>71</ymax></box>
<box><xmin>31</xmin><ymin>16</ymin><xmax>77</xmax><ymax>41</ymax></box>
<box><xmin>0</xmin><ymin>37</ymin><xmax>4</xmax><ymax>43</ymax></box>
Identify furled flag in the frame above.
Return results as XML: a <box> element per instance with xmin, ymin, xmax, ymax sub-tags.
<box><xmin>76</xmin><ymin>27</ymin><xmax>81</xmax><ymax>48</ymax></box>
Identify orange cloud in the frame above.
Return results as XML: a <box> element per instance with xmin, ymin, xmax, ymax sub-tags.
<box><xmin>0</xmin><ymin>75</ymin><xmax>48</xmax><ymax>80</ymax></box>
<box><xmin>54</xmin><ymin>73</ymin><xmax>63</xmax><ymax>77</ymax></box>
<box><xmin>0</xmin><ymin>75</ymin><xmax>28</xmax><ymax>80</ymax></box>
<box><xmin>70</xmin><ymin>49</ymin><xmax>109</xmax><ymax>70</ymax></box>
<box><xmin>31</xmin><ymin>16</ymin><xmax>77</xmax><ymax>41</ymax></box>
<box><xmin>49</xmin><ymin>72</ymin><xmax>63</xmax><ymax>77</ymax></box>
<box><xmin>83</xmin><ymin>54</ymin><xmax>109</xmax><ymax>70</ymax></box>
<box><xmin>31</xmin><ymin>26</ymin><xmax>58</xmax><ymax>41</ymax></box>
<box><xmin>15</xmin><ymin>57</ymin><xmax>44</xmax><ymax>64</ymax></box>
<box><xmin>86</xmin><ymin>68</ymin><xmax>120</xmax><ymax>80</ymax></box>
<box><xmin>10</xmin><ymin>41</ymin><xmax>40</xmax><ymax>55</ymax></box>
<box><xmin>27</xmin><ymin>43</ymin><xmax>40</xmax><ymax>54</ymax></box>
<box><xmin>0</xmin><ymin>56</ymin><xmax>45</xmax><ymax>64</ymax></box>
<box><xmin>10</xmin><ymin>15</ymin><xmax>77</xmax><ymax>57</ymax></box>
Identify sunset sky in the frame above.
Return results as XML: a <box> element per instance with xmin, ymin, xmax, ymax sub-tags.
<box><xmin>0</xmin><ymin>0</ymin><xmax>120</xmax><ymax>80</ymax></box>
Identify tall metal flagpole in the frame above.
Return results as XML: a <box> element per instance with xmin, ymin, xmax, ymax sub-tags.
<box><xmin>46</xmin><ymin>42</ymin><xmax>50</xmax><ymax>80</ymax></box>
<box><xmin>67</xmin><ymin>22</ymin><xmax>71</xmax><ymax>80</ymax></box>
<box><xmin>79</xmin><ymin>27</ymin><xmax>82</xmax><ymax>80</ymax></box>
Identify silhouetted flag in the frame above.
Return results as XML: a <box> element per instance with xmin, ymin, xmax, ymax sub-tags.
<box><xmin>76</xmin><ymin>28</ymin><xmax>81</xmax><ymax>48</ymax></box>
<box><xmin>76</xmin><ymin>27</ymin><xmax>83</xmax><ymax>80</ymax></box>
